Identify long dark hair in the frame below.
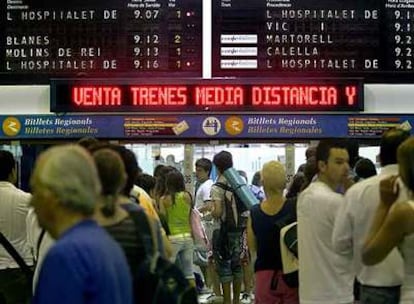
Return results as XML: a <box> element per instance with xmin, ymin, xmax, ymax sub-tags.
<box><xmin>165</xmin><ymin>169</ymin><xmax>186</xmax><ymax>206</ymax></box>
<box><xmin>93</xmin><ymin>149</ymin><xmax>126</xmax><ymax>217</ymax></box>
<box><xmin>154</xmin><ymin>166</ymin><xmax>176</xmax><ymax>201</ymax></box>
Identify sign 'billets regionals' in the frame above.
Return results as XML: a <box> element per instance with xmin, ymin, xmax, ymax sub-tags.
<box><xmin>212</xmin><ymin>0</ymin><xmax>414</xmax><ymax>82</ymax></box>
<box><xmin>1</xmin><ymin>0</ymin><xmax>202</xmax><ymax>82</ymax></box>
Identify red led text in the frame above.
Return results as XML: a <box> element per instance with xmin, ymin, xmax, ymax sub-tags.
<box><xmin>72</xmin><ymin>86</ymin><xmax>122</xmax><ymax>106</ymax></box>
<box><xmin>252</xmin><ymin>86</ymin><xmax>338</xmax><ymax>106</ymax></box>
<box><xmin>195</xmin><ymin>86</ymin><xmax>244</xmax><ymax>106</ymax></box>
<box><xmin>130</xmin><ymin>86</ymin><xmax>187</xmax><ymax>106</ymax></box>
<box><xmin>345</xmin><ymin>86</ymin><xmax>357</xmax><ymax>105</ymax></box>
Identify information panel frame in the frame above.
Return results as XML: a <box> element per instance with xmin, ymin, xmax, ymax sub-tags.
<box><xmin>0</xmin><ymin>0</ymin><xmax>202</xmax><ymax>83</ymax></box>
<box><xmin>212</xmin><ymin>0</ymin><xmax>414</xmax><ymax>82</ymax></box>
<box><xmin>50</xmin><ymin>77</ymin><xmax>364</xmax><ymax>113</ymax></box>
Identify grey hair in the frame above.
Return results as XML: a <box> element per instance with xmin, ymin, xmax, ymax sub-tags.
<box><xmin>37</xmin><ymin>145</ymin><xmax>101</xmax><ymax>216</ymax></box>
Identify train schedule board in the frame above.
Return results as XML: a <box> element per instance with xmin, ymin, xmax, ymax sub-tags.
<box><xmin>212</xmin><ymin>0</ymin><xmax>413</xmax><ymax>82</ymax></box>
<box><xmin>1</xmin><ymin>0</ymin><xmax>202</xmax><ymax>83</ymax></box>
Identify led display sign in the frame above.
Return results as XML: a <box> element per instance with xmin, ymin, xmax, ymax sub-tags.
<box><xmin>51</xmin><ymin>78</ymin><xmax>363</xmax><ymax>112</ymax></box>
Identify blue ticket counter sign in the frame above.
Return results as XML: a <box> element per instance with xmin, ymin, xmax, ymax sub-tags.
<box><xmin>0</xmin><ymin>114</ymin><xmax>411</xmax><ymax>140</ymax></box>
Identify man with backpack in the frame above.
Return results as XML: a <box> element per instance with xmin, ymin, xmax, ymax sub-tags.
<box><xmin>211</xmin><ymin>151</ymin><xmax>243</xmax><ymax>304</ymax></box>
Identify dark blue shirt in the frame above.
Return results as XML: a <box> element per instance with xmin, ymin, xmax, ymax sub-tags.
<box><xmin>32</xmin><ymin>219</ymin><xmax>133</xmax><ymax>304</ymax></box>
<box><xmin>250</xmin><ymin>201</ymin><xmax>294</xmax><ymax>272</ymax></box>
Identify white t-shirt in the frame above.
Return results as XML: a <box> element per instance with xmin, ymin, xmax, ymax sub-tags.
<box><xmin>195</xmin><ymin>179</ymin><xmax>213</xmax><ymax>210</ymax></box>
<box><xmin>332</xmin><ymin>164</ymin><xmax>404</xmax><ymax>287</ymax></box>
<box><xmin>297</xmin><ymin>181</ymin><xmax>354</xmax><ymax>304</ymax></box>
<box><xmin>0</xmin><ymin>182</ymin><xmax>32</xmax><ymax>268</ymax></box>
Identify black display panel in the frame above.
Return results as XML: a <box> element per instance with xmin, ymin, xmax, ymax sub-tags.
<box><xmin>212</xmin><ymin>0</ymin><xmax>414</xmax><ymax>82</ymax></box>
<box><xmin>0</xmin><ymin>0</ymin><xmax>202</xmax><ymax>83</ymax></box>
<box><xmin>50</xmin><ymin>78</ymin><xmax>363</xmax><ymax>113</ymax></box>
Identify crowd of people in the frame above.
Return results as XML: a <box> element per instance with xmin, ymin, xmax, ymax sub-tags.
<box><xmin>0</xmin><ymin>127</ymin><xmax>413</xmax><ymax>304</ymax></box>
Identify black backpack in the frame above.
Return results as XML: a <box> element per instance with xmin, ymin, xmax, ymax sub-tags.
<box><xmin>122</xmin><ymin>203</ymin><xmax>198</xmax><ymax>304</ymax></box>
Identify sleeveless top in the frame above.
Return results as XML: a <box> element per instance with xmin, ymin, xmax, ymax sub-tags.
<box><xmin>104</xmin><ymin>216</ymin><xmax>146</xmax><ymax>274</ymax></box>
<box><xmin>400</xmin><ymin>200</ymin><xmax>414</xmax><ymax>303</ymax></box>
<box><xmin>250</xmin><ymin>200</ymin><xmax>294</xmax><ymax>272</ymax></box>
<box><xmin>167</xmin><ymin>192</ymin><xmax>191</xmax><ymax>236</ymax></box>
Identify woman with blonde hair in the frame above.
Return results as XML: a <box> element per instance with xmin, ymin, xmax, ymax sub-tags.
<box><xmin>247</xmin><ymin>161</ymin><xmax>299</xmax><ymax>304</ymax></box>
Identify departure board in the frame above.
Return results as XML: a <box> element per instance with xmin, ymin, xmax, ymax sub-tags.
<box><xmin>0</xmin><ymin>0</ymin><xmax>202</xmax><ymax>83</ymax></box>
<box><xmin>212</xmin><ymin>0</ymin><xmax>414</xmax><ymax>82</ymax></box>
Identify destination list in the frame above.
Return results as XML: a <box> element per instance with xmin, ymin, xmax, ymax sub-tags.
<box><xmin>1</xmin><ymin>0</ymin><xmax>202</xmax><ymax>78</ymax></box>
<box><xmin>213</xmin><ymin>0</ymin><xmax>414</xmax><ymax>80</ymax></box>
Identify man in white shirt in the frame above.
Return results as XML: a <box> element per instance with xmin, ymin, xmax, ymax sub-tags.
<box><xmin>194</xmin><ymin>158</ymin><xmax>223</xmax><ymax>302</ymax></box>
<box><xmin>0</xmin><ymin>150</ymin><xmax>32</xmax><ymax>303</ymax></box>
<box><xmin>195</xmin><ymin>158</ymin><xmax>214</xmax><ymax>213</ymax></box>
<box><xmin>297</xmin><ymin>140</ymin><xmax>354</xmax><ymax>304</ymax></box>
<box><xmin>332</xmin><ymin>128</ymin><xmax>409</xmax><ymax>304</ymax></box>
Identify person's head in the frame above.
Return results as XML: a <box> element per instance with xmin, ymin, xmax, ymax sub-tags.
<box><xmin>298</xmin><ymin>158</ymin><xmax>318</xmax><ymax>192</ymax></box>
<box><xmin>261</xmin><ymin>161</ymin><xmax>286</xmax><ymax>198</ymax></box>
<box><xmin>154</xmin><ymin>166</ymin><xmax>176</xmax><ymax>198</ymax></box>
<box><xmin>195</xmin><ymin>158</ymin><xmax>212</xmax><ymax>182</ymax></box>
<box><xmin>316</xmin><ymin>140</ymin><xmax>350</xmax><ymax>189</ymax></box>
<box><xmin>346</xmin><ymin>139</ymin><xmax>360</xmax><ymax>169</ymax></box>
<box><xmin>397</xmin><ymin>137</ymin><xmax>414</xmax><ymax>192</ymax></box>
<box><xmin>166</xmin><ymin>154</ymin><xmax>175</xmax><ymax>164</ymax></box>
<box><xmin>92</xmin><ymin>144</ymin><xmax>141</xmax><ymax>196</ymax></box>
<box><xmin>153</xmin><ymin>164</ymin><xmax>166</xmax><ymax>178</ymax></box>
<box><xmin>212</xmin><ymin>151</ymin><xmax>233</xmax><ymax>174</ymax></box>
<box><xmin>297</xmin><ymin>146</ymin><xmax>317</xmax><ymax>173</ymax></box>
<box><xmin>305</xmin><ymin>146</ymin><xmax>317</xmax><ymax>160</ymax></box>
<box><xmin>93</xmin><ymin>149</ymin><xmax>127</xmax><ymax>217</ymax></box>
<box><xmin>380</xmin><ymin>127</ymin><xmax>410</xmax><ymax>167</ymax></box>
<box><xmin>286</xmin><ymin>173</ymin><xmax>306</xmax><ymax>198</ymax></box>
<box><xmin>251</xmin><ymin>171</ymin><xmax>262</xmax><ymax>187</ymax></box>
<box><xmin>77</xmin><ymin>137</ymin><xmax>99</xmax><ymax>151</ymax></box>
<box><xmin>165</xmin><ymin>169</ymin><xmax>186</xmax><ymax>197</ymax></box>
<box><xmin>30</xmin><ymin>145</ymin><xmax>101</xmax><ymax>238</ymax></box>
<box><xmin>354</xmin><ymin>158</ymin><xmax>377</xmax><ymax>181</ymax></box>
<box><xmin>0</xmin><ymin>150</ymin><xmax>16</xmax><ymax>183</ymax></box>
<box><xmin>136</xmin><ymin>173</ymin><xmax>156</xmax><ymax>198</ymax></box>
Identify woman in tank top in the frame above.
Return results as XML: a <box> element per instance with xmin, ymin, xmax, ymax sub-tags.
<box><xmin>160</xmin><ymin>169</ymin><xmax>195</xmax><ymax>286</ymax></box>
<box><xmin>92</xmin><ymin>148</ymin><xmax>154</xmax><ymax>303</ymax></box>
<box><xmin>363</xmin><ymin>137</ymin><xmax>414</xmax><ymax>303</ymax></box>
<box><xmin>247</xmin><ymin>160</ymin><xmax>299</xmax><ymax>304</ymax></box>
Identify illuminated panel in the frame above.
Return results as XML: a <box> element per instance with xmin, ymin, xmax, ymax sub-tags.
<box><xmin>212</xmin><ymin>0</ymin><xmax>414</xmax><ymax>82</ymax></box>
<box><xmin>130</xmin><ymin>86</ymin><xmax>188</xmax><ymax>106</ymax></box>
<box><xmin>50</xmin><ymin>78</ymin><xmax>363</xmax><ymax>112</ymax></box>
<box><xmin>0</xmin><ymin>0</ymin><xmax>202</xmax><ymax>83</ymax></box>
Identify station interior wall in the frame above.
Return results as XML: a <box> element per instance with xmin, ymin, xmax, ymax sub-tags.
<box><xmin>1</xmin><ymin>0</ymin><xmax>412</xmax><ymax>186</ymax></box>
